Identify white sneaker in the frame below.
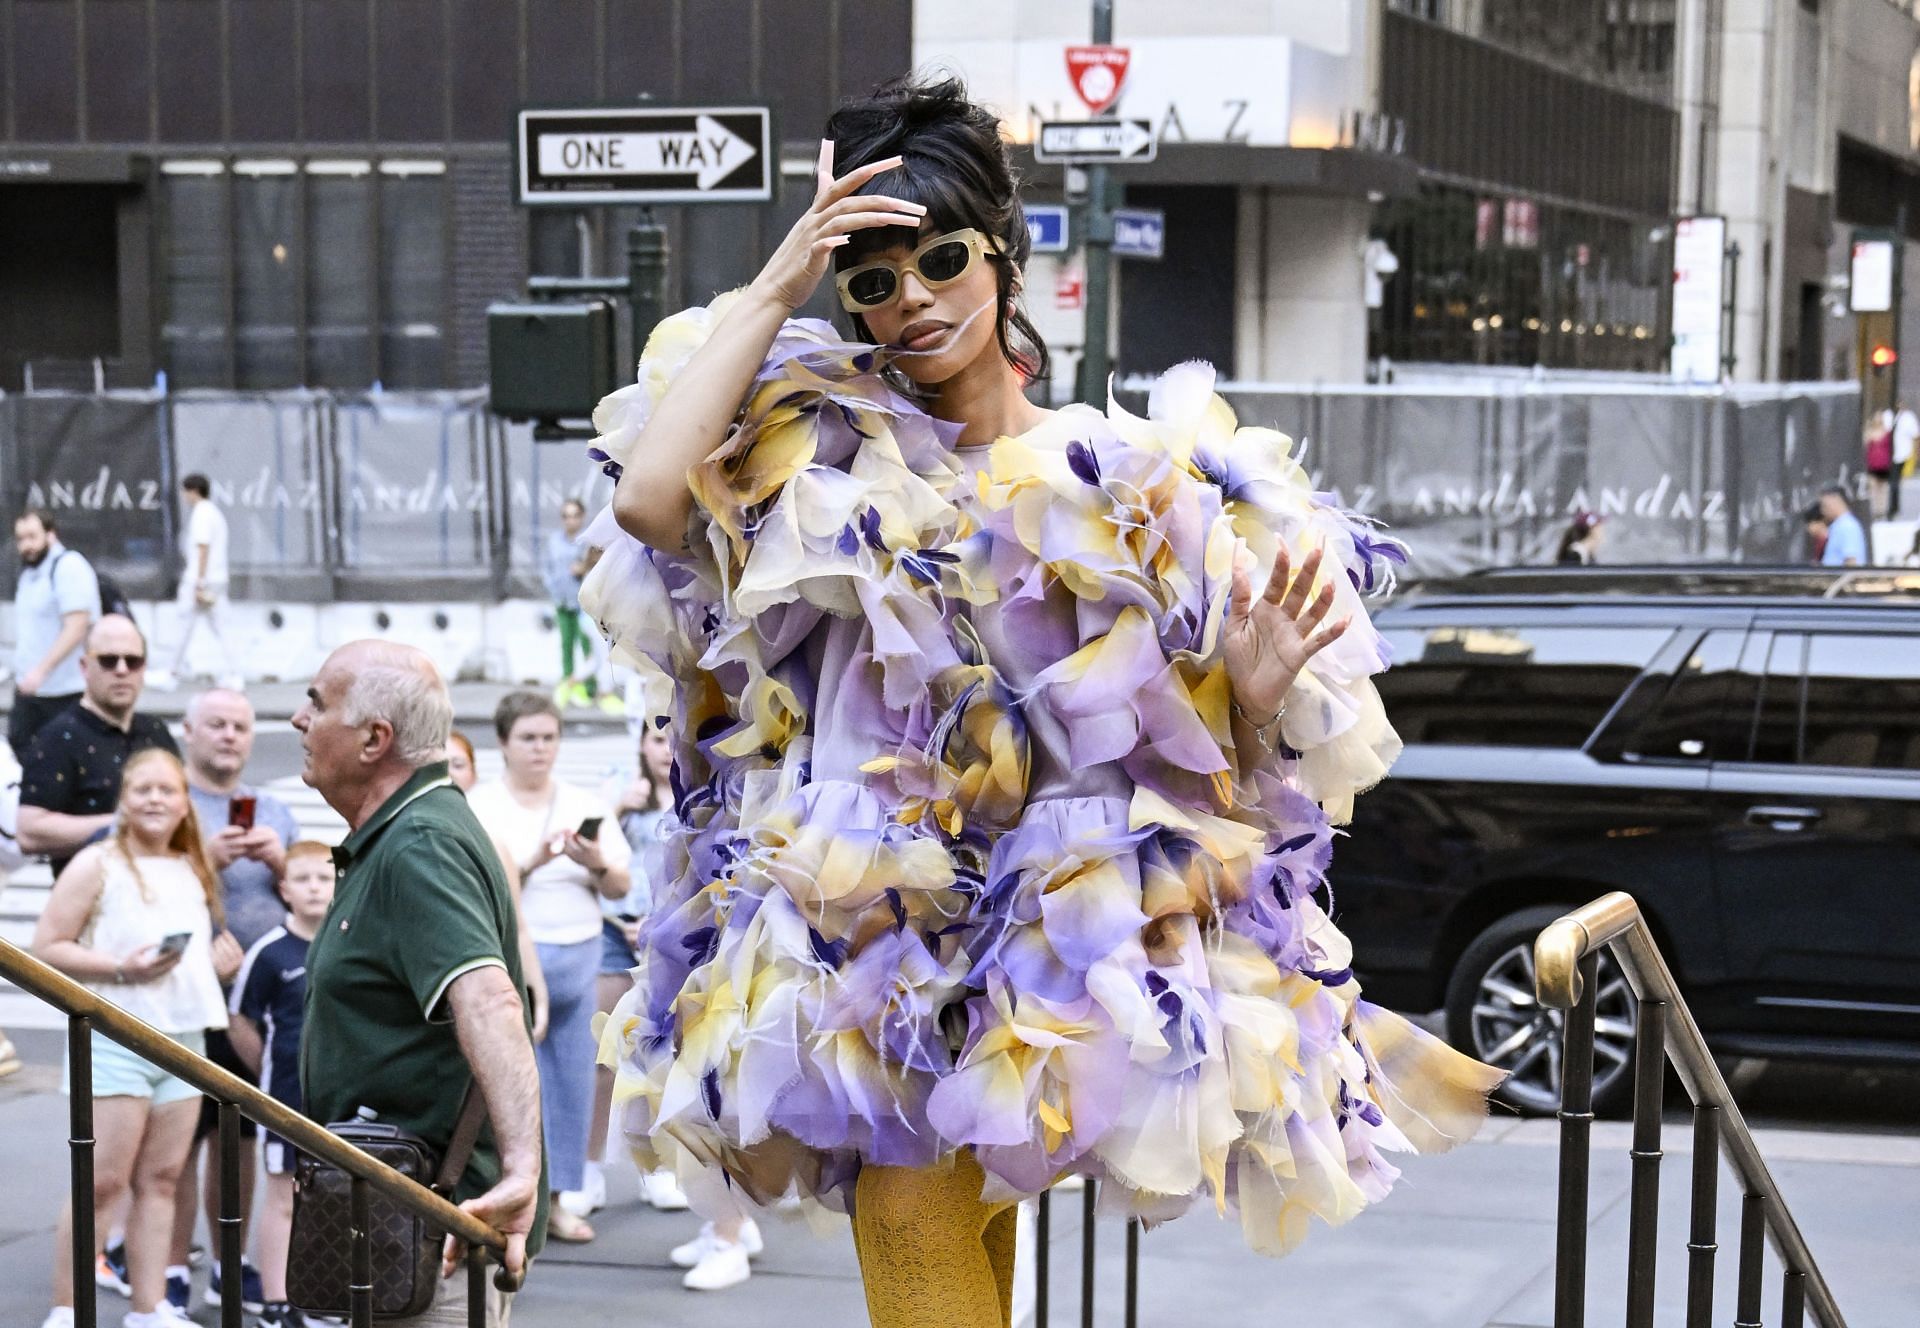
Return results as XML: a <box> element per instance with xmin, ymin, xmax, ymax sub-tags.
<box><xmin>670</xmin><ymin>1222</ymin><xmax>717</xmax><ymax>1269</ymax></box>
<box><xmin>41</xmin><ymin>1309</ymin><xmax>75</xmax><ymax>1328</ymax></box>
<box><xmin>671</xmin><ymin>1218</ymin><xmax>763</xmax><ymax>1268</ymax></box>
<box><xmin>123</xmin><ymin>1307</ymin><xmax>193</xmax><ymax>1328</ymax></box>
<box><xmin>641</xmin><ymin>1168</ymin><xmax>690</xmax><ymax>1211</ymax></box>
<box><xmin>681</xmin><ymin>1239</ymin><xmax>751</xmax><ymax>1291</ymax></box>
<box><xmin>557</xmin><ymin>1161</ymin><xmax>607</xmax><ymax>1217</ymax></box>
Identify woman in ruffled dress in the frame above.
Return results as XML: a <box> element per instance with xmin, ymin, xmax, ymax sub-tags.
<box><xmin>586</xmin><ymin>76</ymin><xmax>1503</xmax><ymax>1328</ymax></box>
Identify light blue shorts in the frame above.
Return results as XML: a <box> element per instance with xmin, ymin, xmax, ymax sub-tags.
<box><xmin>61</xmin><ymin>1029</ymin><xmax>207</xmax><ymax>1107</ymax></box>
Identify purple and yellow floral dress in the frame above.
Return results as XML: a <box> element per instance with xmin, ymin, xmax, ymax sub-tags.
<box><xmin>584</xmin><ymin>291</ymin><xmax>1503</xmax><ymax>1256</ymax></box>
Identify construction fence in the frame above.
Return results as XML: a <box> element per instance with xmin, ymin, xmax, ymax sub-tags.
<box><xmin>0</xmin><ymin>379</ymin><xmax>1864</xmax><ymax>597</ymax></box>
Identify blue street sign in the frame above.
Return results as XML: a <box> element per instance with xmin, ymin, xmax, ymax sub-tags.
<box><xmin>1113</xmin><ymin>208</ymin><xmax>1165</xmax><ymax>260</ymax></box>
<box><xmin>1024</xmin><ymin>204</ymin><xmax>1070</xmax><ymax>254</ymax></box>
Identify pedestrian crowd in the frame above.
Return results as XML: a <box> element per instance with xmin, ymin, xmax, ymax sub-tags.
<box><xmin>3</xmin><ymin>490</ymin><xmax>770</xmax><ymax>1328</ymax></box>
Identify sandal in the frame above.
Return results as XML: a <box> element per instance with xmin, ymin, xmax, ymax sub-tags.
<box><xmin>0</xmin><ymin>1036</ymin><xmax>21</xmax><ymax>1080</ymax></box>
<box><xmin>546</xmin><ymin>1205</ymin><xmax>596</xmax><ymax>1243</ymax></box>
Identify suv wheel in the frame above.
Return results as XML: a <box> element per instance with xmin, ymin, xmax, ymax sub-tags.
<box><xmin>1444</xmin><ymin>906</ymin><xmax>1637</xmax><ymax>1117</ymax></box>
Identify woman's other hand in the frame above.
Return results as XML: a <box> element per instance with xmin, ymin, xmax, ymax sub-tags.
<box><xmin>210</xmin><ymin>930</ymin><xmax>245</xmax><ymax>983</ymax></box>
<box><xmin>1224</xmin><ymin>543</ymin><xmax>1351</xmax><ymax>727</ymax></box>
<box><xmin>559</xmin><ymin>830</ymin><xmax>606</xmax><ymax>875</ymax></box>
<box><xmin>118</xmin><ymin>942</ymin><xmax>184</xmax><ymax>985</ymax></box>
<box><xmin>748</xmin><ymin>140</ymin><xmax>927</xmax><ymax>313</ymax></box>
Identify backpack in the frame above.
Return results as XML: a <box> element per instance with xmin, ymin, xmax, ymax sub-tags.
<box><xmin>51</xmin><ymin>549</ymin><xmax>132</xmax><ymax>619</ymax></box>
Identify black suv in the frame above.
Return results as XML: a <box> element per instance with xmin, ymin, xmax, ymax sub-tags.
<box><xmin>1339</xmin><ymin>566</ymin><xmax>1920</xmax><ymax>1112</ymax></box>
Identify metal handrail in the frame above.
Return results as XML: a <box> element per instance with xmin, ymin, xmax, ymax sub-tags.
<box><xmin>0</xmin><ymin>936</ymin><xmax>522</xmax><ymax>1321</ymax></box>
<box><xmin>1533</xmin><ymin>892</ymin><xmax>1845</xmax><ymax>1328</ymax></box>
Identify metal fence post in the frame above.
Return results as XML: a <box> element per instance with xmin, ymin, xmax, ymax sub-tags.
<box><xmin>1036</xmin><ymin>1189</ymin><xmax>1051</xmax><ymax>1328</ymax></box>
<box><xmin>1079</xmin><ymin>1181</ymin><xmax>1097</xmax><ymax>1328</ymax></box>
<box><xmin>217</xmin><ymin>1103</ymin><xmax>243</xmax><ymax>1328</ymax></box>
<box><xmin>70</xmin><ymin>1015</ymin><xmax>96</xmax><ymax>1328</ymax></box>
<box><xmin>1552</xmin><ymin>950</ymin><xmax>1598</xmax><ymax>1328</ymax></box>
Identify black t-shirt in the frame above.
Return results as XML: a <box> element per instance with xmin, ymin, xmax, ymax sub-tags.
<box><xmin>19</xmin><ymin>703</ymin><xmax>180</xmax><ymax>877</ymax></box>
<box><xmin>232</xmin><ymin>925</ymin><xmax>309</xmax><ymax>1111</ymax></box>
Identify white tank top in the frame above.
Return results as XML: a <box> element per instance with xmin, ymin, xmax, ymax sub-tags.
<box><xmin>84</xmin><ymin>849</ymin><xmax>230</xmax><ymax>1034</ymax></box>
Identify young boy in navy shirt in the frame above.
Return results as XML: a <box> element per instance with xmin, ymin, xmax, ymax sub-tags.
<box><xmin>227</xmin><ymin>840</ymin><xmax>334</xmax><ymax>1328</ymax></box>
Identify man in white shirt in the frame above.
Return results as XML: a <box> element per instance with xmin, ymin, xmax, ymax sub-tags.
<box><xmin>1892</xmin><ymin>400</ymin><xmax>1917</xmax><ymax>519</ymax></box>
<box><xmin>154</xmin><ymin>474</ymin><xmax>237</xmax><ymax>691</ymax></box>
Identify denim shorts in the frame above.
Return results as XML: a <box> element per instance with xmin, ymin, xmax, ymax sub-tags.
<box><xmin>599</xmin><ymin>918</ymin><xmax>639</xmax><ymax>975</ymax></box>
<box><xmin>62</xmin><ymin>1029</ymin><xmax>206</xmax><ymax>1106</ymax></box>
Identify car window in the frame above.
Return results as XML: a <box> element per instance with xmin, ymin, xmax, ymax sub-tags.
<box><xmin>1746</xmin><ymin>633</ymin><xmax>1805</xmax><ymax>765</ymax></box>
<box><xmin>1800</xmin><ymin>633</ymin><xmax>1920</xmax><ymax>770</ymax></box>
<box><xmin>1377</xmin><ymin>624</ymin><xmax>1674</xmax><ymax>748</ymax></box>
<box><xmin>1618</xmin><ymin>629</ymin><xmax>1745</xmax><ymax>762</ymax></box>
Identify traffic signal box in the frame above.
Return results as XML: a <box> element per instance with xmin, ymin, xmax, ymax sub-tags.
<box><xmin>487</xmin><ymin>300</ymin><xmax>618</xmax><ymax>424</ymax></box>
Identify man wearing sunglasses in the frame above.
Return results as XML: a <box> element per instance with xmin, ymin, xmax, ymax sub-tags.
<box><xmin>17</xmin><ymin>614</ymin><xmax>180</xmax><ymax>879</ymax></box>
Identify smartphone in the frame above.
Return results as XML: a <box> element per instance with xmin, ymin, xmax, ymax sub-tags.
<box><xmin>156</xmin><ymin>932</ymin><xmax>193</xmax><ymax>959</ymax></box>
<box><xmin>228</xmin><ymin>794</ymin><xmax>257</xmax><ymax>831</ymax></box>
<box><xmin>576</xmin><ymin>816</ymin><xmax>603</xmax><ymax>840</ymax></box>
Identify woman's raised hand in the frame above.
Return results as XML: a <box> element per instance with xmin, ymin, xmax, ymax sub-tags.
<box><xmin>749</xmin><ymin>140</ymin><xmax>927</xmax><ymax>313</ymax></box>
<box><xmin>1223</xmin><ymin>543</ymin><xmax>1351</xmax><ymax>728</ymax></box>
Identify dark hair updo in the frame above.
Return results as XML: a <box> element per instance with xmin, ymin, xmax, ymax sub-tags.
<box><xmin>825</xmin><ymin>74</ymin><xmax>1051</xmax><ymax>385</ymax></box>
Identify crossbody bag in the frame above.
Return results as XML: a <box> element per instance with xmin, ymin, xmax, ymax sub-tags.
<box><xmin>286</xmin><ymin>1087</ymin><xmax>487</xmax><ymax>1319</ymax></box>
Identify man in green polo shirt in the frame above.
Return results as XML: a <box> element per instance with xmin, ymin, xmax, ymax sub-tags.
<box><xmin>293</xmin><ymin>640</ymin><xmax>546</xmax><ymax>1325</ymax></box>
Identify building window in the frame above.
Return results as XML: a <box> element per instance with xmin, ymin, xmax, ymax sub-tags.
<box><xmin>158</xmin><ymin>156</ymin><xmax>450</xmax><ymax>390</ymax></box>
<box><xmin>378</xmin><ymin>164</ymin><xmax>449</xmax><ymax>389</ymax></box>
<box><xmin>1371</xmin><ymin>184</ymin><xmax>1672</xmax><ymax>372</ymax></box>
<box><xmin>233</xmin><ymin>162</ymin><xmax>303</xmax><ymax>389</ymax></box>
<box><xmin>307</xmin><ymin>162</ymin><xmax>376</xmax><ymax>388</ymax></box>
<box><xmin>160</xmin><ymin>163</ymin><xmax>230</xmax><ymax>389</ymax></box>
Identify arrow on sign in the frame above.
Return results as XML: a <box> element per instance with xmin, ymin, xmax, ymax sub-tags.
<box><xmin>535</xmin><ymin>114</ymin><xmax>755</xmax><ymax>190</ymax></box>
<box><xmin>1034</xmin><ymin>120</ymin><xmax>1157</xmax><ymax>164</ymax></box>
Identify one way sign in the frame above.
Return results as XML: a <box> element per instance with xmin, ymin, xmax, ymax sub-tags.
<box><xmin>517</xmin><ymin>106</ymin><xmax>772</xmax><ymax>205</ymax></box>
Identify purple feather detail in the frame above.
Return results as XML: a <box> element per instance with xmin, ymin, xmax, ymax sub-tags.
<box><xmin>1065</xmin><ymin>439</ymin><xmax>1102</xmax><ymax>486</ymax></box>
<box><xmin>701</xmin><ymin>1068</ymin><xmax>722</xmax><ymax>1120</ymax></box>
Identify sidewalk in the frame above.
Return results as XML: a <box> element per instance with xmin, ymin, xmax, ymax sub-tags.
<box><xmin>0</xmin><ymin>1027</ymin><xmax>1912</xmax><ymax>1327</ymax></box>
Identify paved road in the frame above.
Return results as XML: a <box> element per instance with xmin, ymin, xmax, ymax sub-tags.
<box><xmin>2</xmin><ymin>714</ymin><xmax>1912</xmax><ymax>1324</ymax></box>
<box><xmin>0</xmin><ymin>1038</ymin><xmax>1912</xmax><ymax>1325</ymax></box>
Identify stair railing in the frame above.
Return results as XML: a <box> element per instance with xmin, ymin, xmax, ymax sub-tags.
<box><xmin>0</xmin><ymin>936</ymin><xmax>522</xmax><ymax>1328</ymax></box>
<box><xmin>1534</xmin><ymin>892</ymin><xmax>1845</xmax><ymax>1328</ymax></box>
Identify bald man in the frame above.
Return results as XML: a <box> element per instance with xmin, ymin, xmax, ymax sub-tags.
<box><xmin>17</xmin><ymin>614</ymin><xmax>179</xmax><ymax>878</ymax></box>
<box><xmin>292</xmin><ymin>642</ymin><xmax>546</xmax><ymax>1322</ymax></box>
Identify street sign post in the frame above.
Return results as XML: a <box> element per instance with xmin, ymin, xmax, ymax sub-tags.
<box><xmin>1112</xmin><ymin>207</ymin><xmax>1164</xmax><ymax>260</ymax></box>
<box><xmin>1024</xmin><ymin>204</ymin><xmax>1070</xmax><ymax>253</ymax></box>
<box><xmin>1034</xmin><ymin>120</ymin><xmax>1157</xmax><ymax>164</ymax></box>
<box><xmin>515</xmin><ymin>106</ymin><xmax>772</xmax><ymax>205</ymax></box>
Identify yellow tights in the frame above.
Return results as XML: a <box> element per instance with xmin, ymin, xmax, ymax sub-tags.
<box><xmin>852</xmin><ymin>1152</ymin><xmax>1018</xmax><ymax>1328</ymax></box>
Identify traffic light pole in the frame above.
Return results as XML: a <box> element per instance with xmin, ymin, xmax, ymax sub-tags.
<box><xmin>1079</xmin><ymin>0</ymin><xmax>1116</xmax><ymax>406</ymax></box>
<box><xmin>627</xmin><ymin>211</ymin><xmax>671</xmax><ymax>365</ymax></box>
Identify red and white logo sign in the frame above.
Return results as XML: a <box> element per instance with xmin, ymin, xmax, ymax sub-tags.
<box><xmin>1065</xmin><ymin>45</ymin><xmax>1131</xmax><ymax>116</ymax></box>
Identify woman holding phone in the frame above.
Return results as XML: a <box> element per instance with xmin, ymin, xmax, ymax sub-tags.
<box><xmin>34</xmin><ymin>748</ymin><xmax>241</xmax><ymax>1328</ymax></box>
<box><xmin>464</xmin><ymin>691</ymin><xmax>630</xmax><ymax>1243</ymax></box>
